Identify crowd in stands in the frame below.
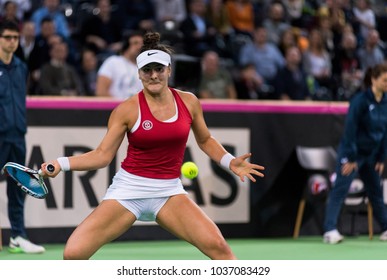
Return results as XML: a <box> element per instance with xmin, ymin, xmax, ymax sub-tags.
<box><xmin>1</xmin><ymin>0</ymin><xmax>387</xmax><ymax>101</ymax></box>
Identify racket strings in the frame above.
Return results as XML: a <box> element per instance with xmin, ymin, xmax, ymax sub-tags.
<box><xmin>5</xmin><ymin>166</ymin><xmax>48</xmax><ymax>198</ymax></box>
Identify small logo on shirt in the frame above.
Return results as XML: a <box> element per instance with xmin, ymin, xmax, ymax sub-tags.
<box><xmin>142</xmin><ymin>120</ymin><xmax>153</xmax><ymax>130</ymax></box>
<box><xmin>0</xmin><ymin>71</ymin><xmax>3</xmax><ymax>76</ymax></box>
<box><xmin>369</xmin><ymin>104</ymin><xmax>375</xmax><ymax>111</ymax></box>
<box><xmin>147</xmin><ymin>52</ymin><xmax>157</xmax><ymax>56</ymax></box>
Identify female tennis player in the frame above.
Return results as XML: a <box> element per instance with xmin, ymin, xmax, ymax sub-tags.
<box><xmin>41</xmin><ymin>32</ymin><xmax>265</xmax><ymax>260</ymax></box>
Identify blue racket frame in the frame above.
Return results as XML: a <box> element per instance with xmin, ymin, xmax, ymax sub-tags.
<box><xmin>1</xmin><ymin>162</ymin><xmax>49</xmax><ymax>199</ymax></box>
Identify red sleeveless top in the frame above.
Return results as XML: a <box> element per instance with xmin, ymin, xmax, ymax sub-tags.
<box><xmin>121</xmin><ymin>88</ymin><xmax>193</xmax><ymax>179</ymax></box>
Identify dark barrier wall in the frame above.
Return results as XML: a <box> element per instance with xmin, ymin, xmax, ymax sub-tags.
<box><xmin>1</xmin><ymin>98</ymin><xmax>353</xmax><ymax>243</ymax></box>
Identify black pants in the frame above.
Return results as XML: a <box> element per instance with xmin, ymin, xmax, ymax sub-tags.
<box><xmin>0</xmin><ymin>138</ymin><xmax>27</xmax><ymax>238</ymax></box>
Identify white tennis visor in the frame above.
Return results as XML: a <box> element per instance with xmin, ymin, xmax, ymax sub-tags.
<box><xmin>136</xmin><ymin>50</ymin><xmax>171</xmax><ymax>69</ymax></box>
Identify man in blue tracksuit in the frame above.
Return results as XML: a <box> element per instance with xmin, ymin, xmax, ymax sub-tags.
<box><xmin>323</xmin><ymin>63</ymin><xmax>387</xmax><ymax>244</ymax></box>
<box><xmin>0</xmin><ymin>20</ymin><xmax>45</xmax><ymax>253</ymax></box>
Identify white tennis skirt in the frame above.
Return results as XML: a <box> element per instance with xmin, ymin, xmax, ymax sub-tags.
<box><xmin>103</xmin><ymin>168</ymin><xmax>187</xmax><ymax>200</ymax></box>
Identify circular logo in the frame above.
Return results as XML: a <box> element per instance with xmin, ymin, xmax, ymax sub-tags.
<box><xmin>142</xmin><ymin>120</ymin><xmax>153</xmax><ymax>130</ymax></box>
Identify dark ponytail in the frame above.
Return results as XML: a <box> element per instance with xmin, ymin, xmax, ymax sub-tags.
<box><xmin>363</xmin><ymin>67</ymin><xmax>373</xmax><ymax>88</ymax></box>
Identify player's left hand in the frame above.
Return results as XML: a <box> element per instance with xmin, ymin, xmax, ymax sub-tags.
<box><xmin>40</xmin><ymin>161</ymin><xmax>61</xmax><ymax>178</ymax></box>
<box><xmin>230</xmin><ymin>153</ymin><xmax>265</xmax><ymax>182</ymax></box>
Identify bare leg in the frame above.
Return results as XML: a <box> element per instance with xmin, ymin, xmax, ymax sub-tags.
<box><xmin>63</xmin><ymin>200</ymin><xmax>136</xmax><ymax>259</ymax></box>
<box><xmin>156</xmin><ymin>194</ymin><xmax>236</xmax><ymax>260</ymax></box>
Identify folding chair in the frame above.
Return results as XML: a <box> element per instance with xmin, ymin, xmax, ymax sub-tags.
<box><xmin>292</xmin><ymin>146</ymin><xmax>373</xmax><ymax>239</ymax></box>
<box><xmin>344</xmin><ymin>179</ymin><xmax>374</xmax><ymax>239</ymax></box>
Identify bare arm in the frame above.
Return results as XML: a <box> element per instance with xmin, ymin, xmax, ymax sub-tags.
<box><xmin>186</xmin><ymin>92</ymin><xmax>264</xmax><ymax>182</ymax></box>
<box><xmin>41</xmin><ymin>99</ymin><xmax>136</xmax><ymax>176</ymax></box>
<box><xmin>227</xmin><ymin>84</ymin><xmax>237</xmax><ymax>99</ymax></box>
<box><xmin>198</xmin><ymin>89</ymin><xmax>213</xmax><ymax>99</ymax></box>
<box><xmin>85</xmin><ymin>35</ymin><xmax>107</xmax><ymax>50</ymax></box>
<box><xmin>96</xmin><ymin>75</ymin><xmax>112</xmax><ymax>97</ymax></box>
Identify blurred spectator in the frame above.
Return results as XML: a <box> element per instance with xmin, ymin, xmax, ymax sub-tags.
<box><xmin>341</xmin><ymin>0</ymin><xmax>360</xmax><ymax>38</ymax></box>
<box><xmin>342</xmin><ymin>22</ymin><xmax>355</xmax><ymax>36</ymax></box>
<box><xmin>78</xmin><ymin>0</ymin><xmax>123</xmax><ymax>59</ymax></box>
<box><xmin>0</xmin><ymin>1</ymin><xmax>22</xmax><ymax>29</ymax></box>
<box><xmin>282</xmin><ymin>0</ymin><xmax>304</xmax><ymax>27</ymax></box>
<box><xmin>263</xmin><ymin>2</ymin><xmax>290</xmax><ymax>46</ymax></box>
<box><xmin>322</xmin><ymin>0</ymin><xmax>347</xmax><ymax>34</ymax></box>
<box><xmin>332</xmin><ymin>32</ymin><xmax>363</xmax><ymax>100</ymax></box>
<box><xmin>357</xmin><ymin>28</ymin><xmax>385</xmax><ymax>71</ymax></box>
<box><xmin>39</xmin><ymin>41</ymin><xmax>84</xmax><ymax>96</ymax></box>
<box><xmin>353</xmin><ymin>0</ymin><xmax>376</xmax><ymax>45</ymax></box>
<box><xmin>205</xmin><ymin>0</ymin><xmax>234</xmax><ymax>58</ymax></box>
<box><xmin>77</xmin><ymin>48</ymin><xmax>98</xmax><ymax>96</ymax></box>
<box><xmin>198</xmin><ymin>50</ymin><xmax>237</xmax><ymax>99</ymax></box>
<box><xmin>277</xmin><ymin>27</ymin><xmax>298</xmax><ymax>56</ymax></box>
<box><xmin>206</xmin><ymin>0</ymin><xmax>235</xmax><ymax>57</ymax></box>
<box><xmin>292</xmin><ymin>27</ymin><xmax>309</xmax><ymax>53</ymax></box>
<box><xmin>153</xmin><ymin>0</ymin><xmax>186</xmax><ymax>26</ymax></box>
<box><xmin>233</xmin><ymin>63</ymin><xmax>262</xmax><ymax>99</ymax></box>
<box><xmin>318</xmin><ymin>0</ymin><xmax>347</xmax><ymax>48</ymax></box>
<box><xmin>15</xmin><ymin>20</ymin><xmax>35</xmax><ymax>63</ymax></box>
<box><xmin>225</xmin><ymin>0</ymin><xmax>255</xmax><ymax>37</ymax></box>
<box><xmin>115</xmin><ymin>0</ymin><xmax>156</xmax><ymax>33</ymax></box>
<box><xmin>275</xmin><ymin>46</ymin><xmax>311</xmax><ymax>100</ymax></box>
<box><xmin>302</xmin><ymin>28</ymin><xmax>334</xmax><ymax>100</ymax></box>
<box><xmin>28</xmin><ymin>17</ymin><xmax>64</xmax><ymax>94</ymax></box>
<box><xmin>31</xmin><ymin>0</ymin><xmax>70</xmax><ymax>38</ymax></box>
<box><xmin>289</xmin><ymin>0</ymin><xmax>318</xmax><ymax>30</ymax></box>
<box><xmin>206</xmin><ymin>0</ymin><xmax>232</xmax><ymax>36</ymax></box>
<box><xmin>0</xmin><ymin>0</ymin><xmax>31</xmax><ymax>21</ymax></box>
<box><xmin>239</xmin><ymin>25</ymin><xmax>284</xmax><ymax>99</ymax></box>
<box><xmin>29</xmin><ymin>17</ymin><xmax>58</xmax><ymax>69</ymax></box>
<box><xmin>152</xmin><ymin>0</ymin><xmax>186</xmax><ymax>52</ymax></box>
<box><xmin>96</xmin><ymin>32</ymin><xmax>143</xmax><ymax>99</ymax></box>
<box><xmin>373</xmin><ymin>0</ymin><xmax>387</xmax><ymax>43</ymax></box>
<box><xmin>316</xmin><ymin>10</ymin><xmax>335</xmax><ymax>58</ymax></box>
<box><xmin>179</xmin><ymin>0</ymin><xmax>218</xmax><ymax>57</ymax></box>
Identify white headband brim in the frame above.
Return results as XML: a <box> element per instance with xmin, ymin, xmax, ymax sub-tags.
<box><xmin>136</xmin><ymin>50</ymin><xmax>171</xmax><ymax>69</ymax></box>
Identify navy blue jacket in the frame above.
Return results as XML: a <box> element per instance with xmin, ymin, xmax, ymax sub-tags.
<box><xmin>0</xmin><ymin>55</ymin><xmax>28</xmax><ymax>140</ymax></box>
<box><xmin>339</xmin><ymin>89</ymin><xmax>387</xmax><ymax>163</ymax></box>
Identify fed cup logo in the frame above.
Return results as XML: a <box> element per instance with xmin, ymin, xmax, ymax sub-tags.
<box><xmin>142</xmin><ymin>120</ymin><xmax>153</xmax><ymax>130</ymax></box>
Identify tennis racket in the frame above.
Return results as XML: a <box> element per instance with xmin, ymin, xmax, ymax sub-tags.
<box><xmin>1</xmin><ymin>162</ymin><xmax>55</xmax><ymax>199</ymax></box>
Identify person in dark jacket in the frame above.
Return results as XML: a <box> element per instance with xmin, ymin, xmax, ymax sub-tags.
<box><xmin>323</xmin><ymin>63</ymin><xmax>387</xmax><ymax>244</ymax></box>
<box><xmin>0</xmin><ymin>20</ymin><xmax>45</xmax><ymax>253</ymax></box>
<box><xmin>179</xmin><ymin>0</ymin><xmax>218</xmax><ymax>57</ymax></box>
<box><xmin>275</xmin><ymin>46</ymin><xmax>311</xmax><ymax>100</ymax></box>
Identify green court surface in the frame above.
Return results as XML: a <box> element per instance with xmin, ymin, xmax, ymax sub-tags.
<box><xmin>0</xmin><ymin>236</ymin><xmax>386</xmax><ymax>260</ymax></box>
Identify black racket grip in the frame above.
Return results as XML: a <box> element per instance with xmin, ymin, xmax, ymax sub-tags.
<box><xmin>46</xmin><ymin>163</ymin><xmax>55</xmax><ymax>174</ymax></box>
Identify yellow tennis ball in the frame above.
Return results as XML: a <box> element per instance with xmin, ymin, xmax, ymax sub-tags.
<box><xmin>181</xmin><ymin>161</ymin><xmax>199</xmax><ymax>179</ymax></box>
